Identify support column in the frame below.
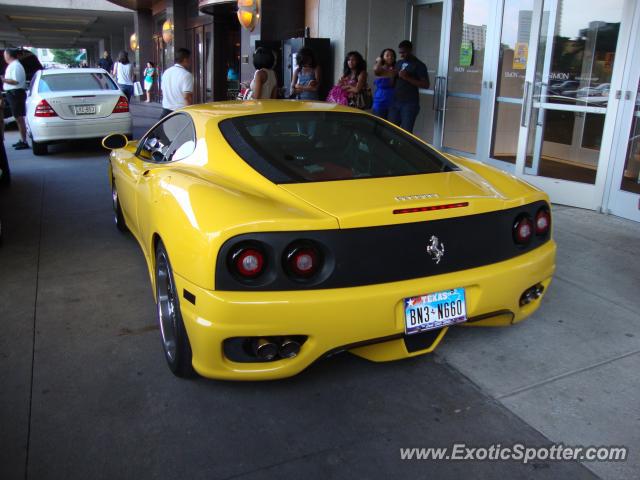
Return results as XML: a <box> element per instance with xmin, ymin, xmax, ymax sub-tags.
<box><xmin>164</xmin><ymin>0</ymin><xmax>188</xmax><ymax>67</ymax></box>
<box><xmin>110</xmin><ymin>33</ymin><xmax>124</xmax><ymax>59</ymax></box>
<box><xmin>135</xmin><ymin>8</ymin><xmax>154</xmax><ymax>81</ymax></box>
<box><xmin>98</xmin><ymin>39</ymin><xmax>106</xmax><ymax>62</ymax></box>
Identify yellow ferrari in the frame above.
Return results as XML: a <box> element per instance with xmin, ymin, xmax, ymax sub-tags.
<box><xmin>103</xmin><ymin>101</ymin><xmax>555</xmax><ymax>380</ymax></box>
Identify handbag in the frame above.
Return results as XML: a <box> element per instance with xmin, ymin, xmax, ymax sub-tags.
<box><xmin>349</xmin><ymin>86</ymin><xmax>373</xmax><ymax>110</ymax></box>
<box><xmin>133</xmin><ymin>81</ymin><xmax>143</xmax><ymax>97</ymax></box>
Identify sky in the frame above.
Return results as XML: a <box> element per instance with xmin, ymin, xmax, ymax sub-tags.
<box><xmin>498</xmin><ymin>0</ymin><xmax>625</xmax><ymax>48</ymax></box>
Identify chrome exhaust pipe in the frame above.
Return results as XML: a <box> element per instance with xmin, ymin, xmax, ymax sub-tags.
<box><xmin>279</xmin><ymin>338</ymin><xmax>301</xmax><ymax>359</ymax></box>
<box><xmin>253</xmin><ymin>338</ymin><xmax>278</xmax><ymax>360</ymax></box>
<box><xmin>520</xmin><ymin>284</ymin><xmax>545</xmax><ymax>306</ymax></box>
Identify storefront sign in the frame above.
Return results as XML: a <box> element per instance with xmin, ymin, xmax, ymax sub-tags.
<box><xmin>459</xmin><ymin>40</ymin><xmax>473</xmax><ymax>67</ymax></box>
<box><xmin>513</xmin><ymin>42</ymin><xmax>528</xmax><ymax>70</ymax></box>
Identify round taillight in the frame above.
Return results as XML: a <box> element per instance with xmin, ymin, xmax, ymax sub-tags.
<box><xmin>233</xmin><ymin>248</ymin><xmax>264</xmax><ymax>278</ymax></box>
<box><xmin>513</xmin><ymin>215</ymin><xmax>533</xmax><ymax>245</ymax></box>
<box><xmin>286</xmin><ymin>245</ymin><xmax>321</xmax><ymax>278</ymax></box>
<box><xmin>535</xmin><ymin>208</ymin><xmax>551</xmax><ymax>235</ymax></box>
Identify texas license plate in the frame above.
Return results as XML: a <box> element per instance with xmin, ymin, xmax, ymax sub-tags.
<box><xmin>404</xmin><ymin>288</ymin><xmax>467</xmax><ymax>335</ymax></box>
<box><xmin>74</xmin><ymin>105</ymin><xmax>96</xmax><ymax>115</ymax></box>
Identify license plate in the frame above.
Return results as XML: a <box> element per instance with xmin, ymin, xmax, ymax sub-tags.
<box><xmin>404</xmin><ymin>288</ymin><xmax>467</xmax><ymax>335</ymax></box>
<box><xmin>74</xmin><ymin>105</ymin><xmax>96</xmax><ymax>115</ymax></box>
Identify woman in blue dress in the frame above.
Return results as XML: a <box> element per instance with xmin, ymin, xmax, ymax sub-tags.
<box><xmin>372</xmin><ymin>48</ymin><xmax>396</xmax><ymax>119</ymax></box>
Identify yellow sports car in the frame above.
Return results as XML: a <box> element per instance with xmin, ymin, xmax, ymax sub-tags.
<box><xmin>103</xmin><ymin>101</ymin><xmax>555</xmax><ymax>381</ymax></box>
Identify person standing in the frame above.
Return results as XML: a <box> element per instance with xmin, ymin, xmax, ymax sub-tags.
<box><xmin>372</xmin><ymin>48</ymin><xmax>397</xmax><ymax>119</ymax></box>
<box><xmin>291</xmin><ymin>47</ymin><xmax>321</xmax><ymax>100</ymax></box>
<box><xmin>160</xmin><ymin>48</ymin><xmax>193</xmax><ymax>118</ymax></box>
<box><xmin>98</xmin><ymin>51</ymin><xmax>113</xmax><ymax>73</ymax></box>
<box><xmin>388</xmin><ymin>40</ymin><xmax>429</xmax><ymax>133</ymax></box>
<box><xmin>1</xmin><ymin>49</ymin><xmax>28</xmax><ymax>150</ymax></box>
<box><xmin>249</xmin><ymin>47</ymin><xmax>278</xmax><ymax>99</ymax></box>
<box><xmin>112</xmin><ymin>50</ymin><xmax>135</xmax><ymax>103</ymax></box>
<box><xmin>326</xmin><ymin>51</ymin><xmax>367</xmax><ymax>106</ymax></box>
<box><xmin>143</xmin><ymin>62</ymin><xmax>156</xmax><ymax>103</ymax></box>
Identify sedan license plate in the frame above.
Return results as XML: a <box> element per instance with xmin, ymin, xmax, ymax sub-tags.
<box><xmin>74</xmin><ymin>105</ymin><xmax>96</xmax><ymax>115</ymax></box>
<box><xmin>404</xmin><ymin>288</ymin><xmax>467</xmax><ymax>335</ymax></box>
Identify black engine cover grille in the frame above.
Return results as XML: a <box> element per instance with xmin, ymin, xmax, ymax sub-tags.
<box><xmin>215</xmin><ymin>201</ymin><xmax>551</xmax><ymax>291</ymax></box>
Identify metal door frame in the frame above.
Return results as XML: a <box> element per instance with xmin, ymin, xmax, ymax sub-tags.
<box><xmin>409</xmin><ymin>0</ymin><xmax>452</xmax><ymax>148</ymax></box>
<box><xmin>603</xmin><ymin>0</ymin><xmax>640</xmax><ymax>220</ymax></box>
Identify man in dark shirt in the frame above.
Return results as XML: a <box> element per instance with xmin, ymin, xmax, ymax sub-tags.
<box><xmin>98</xmin><ymin>51</ymin><xmax>113</xmax><ymax>73</ymax></box>
<box><xmin>388</xmin><ymin>40</ymin><xmax>429</xmax><ymax>133</ymax></box>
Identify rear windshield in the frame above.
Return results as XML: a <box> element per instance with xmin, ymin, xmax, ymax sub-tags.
<box><xmin>38</xmin><ymin>73</ymin><xmax>118</xmax><ymax>93</ymax></box>
<box><xmin>219</xmin><ymin>112</ymin><xmax>458</xmax><ymax>183</ymax></box>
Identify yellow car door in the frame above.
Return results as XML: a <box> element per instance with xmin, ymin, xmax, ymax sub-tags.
<box><xmin>135</xmin><ymin>114</ymin><xmax>197</xmax><ymax>254</ymax></box>
<box><xmin>112</xmin><ymin>144</ymin><xmax>144</xmax><ymax>237</ymax></box>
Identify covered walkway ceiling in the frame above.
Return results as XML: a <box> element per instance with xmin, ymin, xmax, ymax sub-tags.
<box><xmin>0</xmin><ymin>1</ymin><xmax>133</xmax><ymax>49</ymax></box>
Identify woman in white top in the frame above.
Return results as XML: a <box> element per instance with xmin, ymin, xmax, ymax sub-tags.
<box><xmin>112</xmin><ymin>50</ymin><xmax>135</xmax><ymax>102</ymax></box>
<box><xmin>250</xmin><ymin>47</ymin><xmax>278</xmax><ymax>99</ymax></box>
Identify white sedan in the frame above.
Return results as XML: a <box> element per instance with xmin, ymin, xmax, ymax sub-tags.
<box><xmin>26</xmin><ymin>68</ymin><xmax>132</xmax><ymax>155</ymax></box>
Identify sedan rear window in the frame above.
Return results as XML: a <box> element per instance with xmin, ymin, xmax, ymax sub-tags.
<box><xmin>38</xmin><ymin>73</ymin><xmax>118</xmax><ymax>93</ymax></box>
<box><xmin>219</xmin><ymin>112</ymin><xmax>458</xmax><ymax>183</ymax></box>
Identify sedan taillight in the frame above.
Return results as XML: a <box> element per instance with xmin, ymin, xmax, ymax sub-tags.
<box><xmin>34</xmin><ymin>99</ymin><xmax>57</xmax><ymax>117</ymax></box>
<box><xmin>513</xmin><ymin>215</ymin><xmax>533</xmax><ymax>245</ymax></box>
<box><xmin>112</xmin><ymin>96</ymin><xmax>129</xmax><ymax>113</ymax></box>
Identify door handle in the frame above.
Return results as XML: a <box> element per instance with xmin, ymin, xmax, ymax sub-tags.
<box><xmin>520</xmin><ymin>81</ymin><xmax>531</xmax><ymax>127</ymax></box>
<box><xmin>432</xmin><ymin>76</ymin><xmax>440</xmax><ymax>110</ymax></box>
<box><xmin>439</xmin><ymin>77</ymin><xmax>448</xmax><ymax>112</ymax></box>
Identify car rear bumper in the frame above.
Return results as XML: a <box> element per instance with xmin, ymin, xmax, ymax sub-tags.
<box><xmin>28</xmin><ymin>114</ymin><xmax>132</xmax><ymax>142</ymax></box>
<box><xmin>173</xmin><ymin>240</ymin><xmax>556</xmax><ymax>380</ymax></box>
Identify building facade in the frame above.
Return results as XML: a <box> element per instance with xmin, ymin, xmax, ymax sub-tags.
<box><xmin>112</xmin><ymin>0</ymin><xmax>640</xmax><ymax>223</ymax></box>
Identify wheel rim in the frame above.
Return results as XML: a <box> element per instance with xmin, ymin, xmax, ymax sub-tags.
<box><xmin>157</xmin><ymin>252</ymin><xmax>178</xmax><ymax>362</ymax></box>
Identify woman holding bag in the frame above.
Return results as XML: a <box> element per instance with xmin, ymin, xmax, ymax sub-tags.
<box><xmin>326</xmin><ymin>51</ymin><xmax>369</xmax><ymax>108</ymax></box>
<box><xmin>143</xmin><ymin>62</ymin><xmax>156</xmax><ymax>102</ymax></box>
<box><xmin>112</xmin><ymin>51</ymin><xmax>135</xmax><ymax>103</ymax></box>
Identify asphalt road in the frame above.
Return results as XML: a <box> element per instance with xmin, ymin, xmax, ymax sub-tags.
<box><xmin>0</xmin><ymin>104</ymin><xmax>638</xmax><ymax>479</ymax></box>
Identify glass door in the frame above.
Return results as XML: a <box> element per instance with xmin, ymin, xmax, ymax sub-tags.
<box><xmin>486</xmin><ymin>0</ymin><xmax>535</xmax><ymax>171</ymax></box>
<box><xmin>411</xmin><ymin>0</ymin><xmax>449</xmax><ymax>145</ymax></box>
<box><xmin>441</xmin><ymin>0</ymin><xmax>493</xmax><ymax>156</ymax></box>
<box><xmin>411</xmin><ymin>0</ymin><xmax>500</xmax><ymax>157</ymax></box>
<box><xmin>515</xmin><ymin>0</ymin><xmax>630</xmax><ymax>209</ymax></box>
<box><xmin>605</xmin><ymin>0</ymin><xmax>640</xmax><ymax>221</ymax></box>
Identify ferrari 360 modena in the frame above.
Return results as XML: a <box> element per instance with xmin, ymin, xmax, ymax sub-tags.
<box><xmin>103</xmin><ymin>100</ymin><xmax>556</xmax><ymax>380</ymax></box>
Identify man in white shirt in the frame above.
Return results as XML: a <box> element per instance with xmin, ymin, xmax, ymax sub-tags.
<box><xmin>1</xmin><ymin>49</ymin><xmax>28</xmax><ymax>149</ymax></box>
<box><xmin>161</xmin><ymin>48</ymin><xmax>194</xmax><ymax>118</ymax></box>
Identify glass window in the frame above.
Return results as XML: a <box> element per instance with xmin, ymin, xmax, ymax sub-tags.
<box><xmin>138</xmin><ymin>113</ymin><xmax>196</xmax><ymax>163</ymax></box>
<box><xmin>38</xmin><ymin>73</ymin><xmax>118</xmax><ymax>93</ymax></box>
<box><xmin>220</xmin><ymin>112</ymin><xmax>458</xmax><ymax>183</ymax></box>
<box><xmin>543</xmin><ymin>0</ymin><xmax>623</xmax><ymax>106</ymax></box>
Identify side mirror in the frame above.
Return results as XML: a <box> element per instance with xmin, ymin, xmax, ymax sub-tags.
<box><xmin>102</xmin><ymin>133</ymin><xmax>129</xmax><ymax>150</ymax></box>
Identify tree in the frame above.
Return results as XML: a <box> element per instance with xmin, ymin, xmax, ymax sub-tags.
<box><xmin>52</xmin><ymin>49</ymin><xmax>83</xmax><ymax>66</ymax></box>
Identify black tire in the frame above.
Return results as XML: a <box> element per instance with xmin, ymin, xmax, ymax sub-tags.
<box><xmin>31</xmin><ymin>139</ymin><xmax>47</xmax><ymax>156</ymax></box>
<box><xmin>155</xmin><ymin>240</ymin><xmax>196</xmax><ymax>378</ymax></box>
<box><xmin>111</xmin><ymin>179</ymin><xmax>128</xmax><ymax>232</ymax></box>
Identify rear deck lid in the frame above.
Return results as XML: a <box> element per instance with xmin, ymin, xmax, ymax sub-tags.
<box><xmin>279</xmin><ymin>170</ymin><xmax>506</xmax><ymax>228</ymax></box>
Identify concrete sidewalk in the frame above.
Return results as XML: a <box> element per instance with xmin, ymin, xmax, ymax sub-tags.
<box><xmin>0</xmin><ymin>124</ymin><xmax>638</xmax><ymax>479</ymax></box>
